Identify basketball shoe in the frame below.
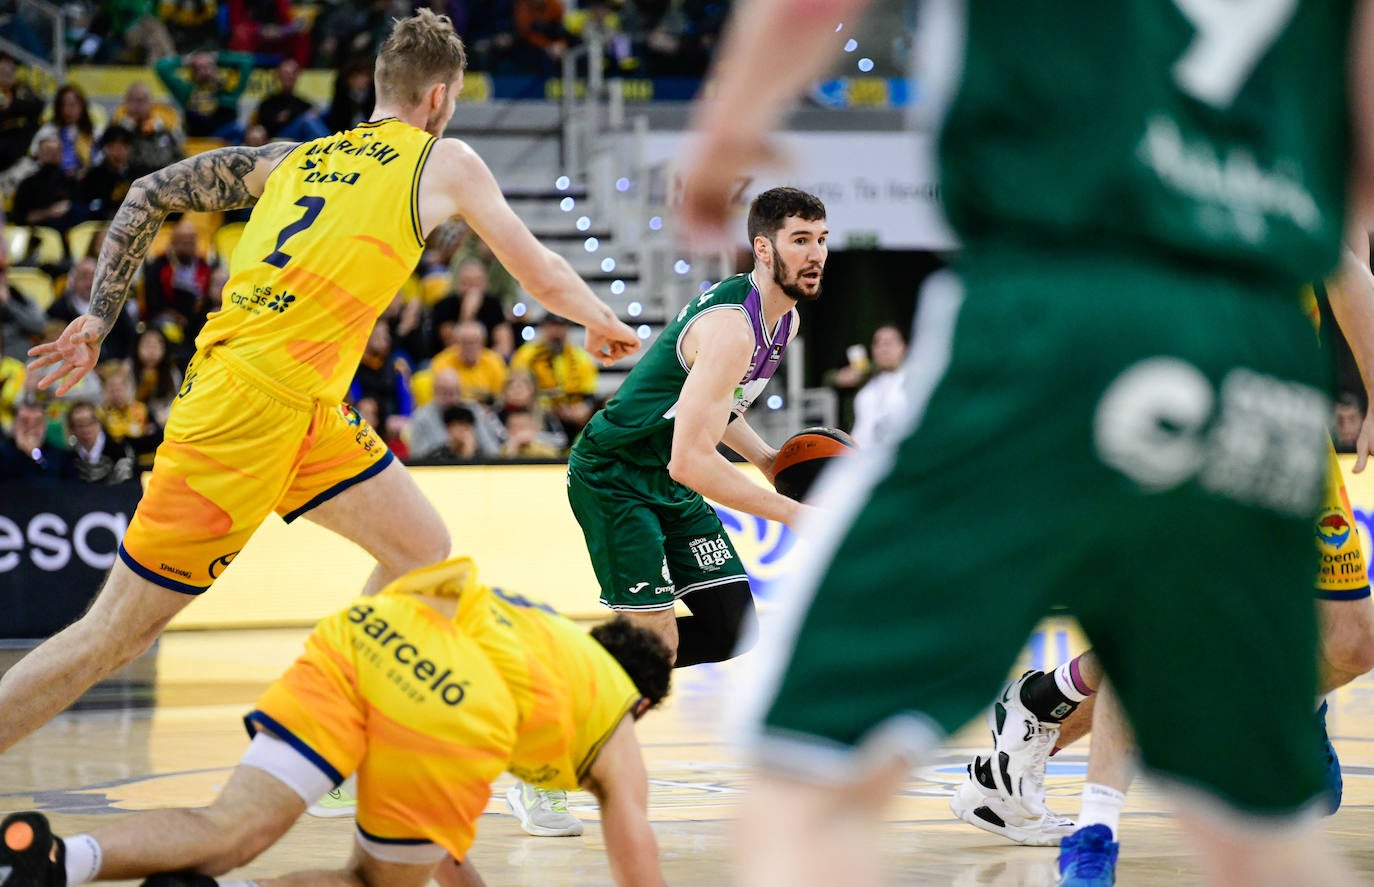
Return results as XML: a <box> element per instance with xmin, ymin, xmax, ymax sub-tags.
<box><xmin>505</xmin><ymin>782</ymin><xmax>585</xmax><ymax>837</ymax></box>
<box><xmin>306</xmin><ymin>779</ymin><xmax>356</xmax><ymax>818</ymax></box>
<box><xmin>1319</xmin><ymin>700</ymin><xmax>1342</xmax><ymax>815</ymax></box>
<box><xmin>0</xmin><ymin>812</ymin><xmax>65</xmax><ymax>887</ymax></box>
<box><xmin>1057</xmin><ymin>824</ymin><xmax>1118</xmax><ymax>886</ymax></box>
<box><xmin>950</xmin><ymin>755</ymin><xmax>1075</xmax><ymax>846</ymax></box>
<box><xmin>989</xmin><ymin>670</ymin><xmax>1060</xmax><ymax>819</ymax></box>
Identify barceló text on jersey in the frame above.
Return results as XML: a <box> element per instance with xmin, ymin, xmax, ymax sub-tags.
<box><xmin>303</xmin><ymin>135</ymin><xmax>401</xmax><ymax>166</ymax></box>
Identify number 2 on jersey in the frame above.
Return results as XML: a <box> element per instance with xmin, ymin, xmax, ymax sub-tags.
<box><xmin>1171</xmin><ymin>0</ymin><xmax>1298</xmax><ymax>109</ymax></box>
<box><xmin>264</xmin><ymin>196</ymin><xmax>326</xmax><ymax>269</ymax></box>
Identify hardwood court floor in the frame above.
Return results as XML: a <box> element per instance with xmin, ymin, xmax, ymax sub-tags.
<box><xmin>5</xmin><ymin>622</ymin><xmax>1374</xmax><ymax>886</ymax></box>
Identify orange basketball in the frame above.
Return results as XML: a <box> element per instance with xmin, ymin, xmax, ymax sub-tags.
<box><xmin>772</xmin><ymin>427</ymin><xmax>857</xmax><ymax>501</ymax></box>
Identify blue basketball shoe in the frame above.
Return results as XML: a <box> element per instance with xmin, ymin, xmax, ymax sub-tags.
<box><xmin>1319</xmin><ymin>700</ymin><xmax>1342</xmax><ymax>815</ymax></box>
<box><xmin>1058</xmin><ymin>824</ymin><xmax>1118</xmax><ymax>887</ymax></box>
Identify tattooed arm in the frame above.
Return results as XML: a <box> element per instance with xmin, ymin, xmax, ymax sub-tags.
<box><xmin>27</xmin><ymin>142</ymin><xmax>297</xmax><ymax>394</ymax></box>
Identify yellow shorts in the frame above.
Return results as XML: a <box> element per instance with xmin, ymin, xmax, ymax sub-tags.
<box><xmin>246</xmin><ymin>595</ymin><xmax>517</xmax><ymax>860</ymax></box>
<box><xmin>1316</xmin><ymin>446</ymin><xmax>1369</xmax><ymax>601</ymax></box>
<box><xmin>120</xmin><ymin>347</ymin><xmax>391</xmax><ymax>593</ymax></box>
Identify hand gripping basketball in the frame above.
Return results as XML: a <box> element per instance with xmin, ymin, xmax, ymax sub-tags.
<box><xmin>771</xmin><ymin>427</ymin><xmax>857</xmax><ymax>501</ymax></box>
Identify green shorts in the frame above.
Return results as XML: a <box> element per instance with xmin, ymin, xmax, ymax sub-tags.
<box><xmin>752</xmin><ymin>251</ymin><xmax>1331</xmax><ymax>816</ymax></box>
<box><xmin>567</xmin><ymin>445</ymin><xmax>749</xmax><ymax>611</ymax></box>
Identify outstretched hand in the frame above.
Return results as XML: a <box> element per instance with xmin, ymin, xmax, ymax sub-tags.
<box><xmin>677</xmin><ymin>133</ymin><xmax>784</xmax><ymax>251</ymax></box>
<box><xmin>587</xmin><ymin>318</ymin><xmax>642</xmax><ymax>367</ymax></box>
<box><xmin>26</xmin><ymin>315</ymin><xmax>105</xmax><ymax>395</ymax></box>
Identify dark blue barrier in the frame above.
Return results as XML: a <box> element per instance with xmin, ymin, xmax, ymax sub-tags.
<box><xmin>0</xmin><ymin>480</ymin><xmax>142</xmax><ymax>639</ymax></box>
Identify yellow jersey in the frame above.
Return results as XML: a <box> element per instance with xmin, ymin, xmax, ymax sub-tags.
<box><xmin>196</xmin><ymin>118</ymin><xmax>436</xmax><ymax>403</ymax></box>
<box><xmin>385</xmin><ymin>557</ymin><xmax>642</xmax><ymax>790</ymax></box>
<box><xmin>248</xmin><ymin>558</ymin><xmax>640</xmax><ymax>853</ymax></box>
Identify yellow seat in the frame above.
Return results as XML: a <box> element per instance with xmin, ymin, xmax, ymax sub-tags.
<box><xmin>66</xmin><ymin>220</ymin><xmax>106</xmax><ymax>261</ymax></box>
<box><xmin>212</xmin><ymin>221</ymin><xmax>246</xmax><ymax>265</ymax></box>
<box><xmin>8</xmin><ymin>266</ymin><xmax>54</xmax><ymax>311</ymax></box>
<box><xmin>183</xmin><ymin>136</ymin><xmax>227</xmax><ymax>156</ymax></box>
<box><xmin>27</xmin><ymin>227</ymin><xmax>66</xmax><ymax>265</ymax></box>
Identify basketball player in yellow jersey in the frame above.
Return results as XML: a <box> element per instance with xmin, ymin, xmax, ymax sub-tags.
<box><xmin>0</xmin><ymin>556</ymin><xmax>675</xmax><ymax>887</ymax></box>
<box><xmin>8</xmin><ymin>8</ymin><xmax>640</xmax><ymax>756</ymax></box>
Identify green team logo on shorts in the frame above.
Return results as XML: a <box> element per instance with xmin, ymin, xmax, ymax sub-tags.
<box><xmin>689</xmin><ymin>536</ymin><xmax>735</xmax><ymax>571</ymax></box>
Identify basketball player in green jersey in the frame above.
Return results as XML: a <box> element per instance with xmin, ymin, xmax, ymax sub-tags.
<box><xmin>680</xmin><ymin>1</ymin><xmax>1374</xmax><ymax>886</ymax></box>
<box><xmin>506</xmin><ymin>187</ymin><xmax>825</xmax><ymax>838</ymax></box>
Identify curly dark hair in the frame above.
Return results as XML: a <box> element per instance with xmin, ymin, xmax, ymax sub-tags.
<box><xmin>747</xmin><ymin>186</ymin><xmax>826</xmax><ymax>244</ymax></box>
<box><xmin>590</xmin><ymin>616</ymin><xmax>673</xmax><ymax>711</ymax></box>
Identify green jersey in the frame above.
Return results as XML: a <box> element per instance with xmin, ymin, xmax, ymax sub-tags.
<box><xmin>926</xmin><ymin>0</ymin><xmax>1353</xmax><ymax>285</ymax></box>
<box><xmin>576</xmin><ymin>273</ymin><xmax>796</xmax><ymax>469</ymax></box>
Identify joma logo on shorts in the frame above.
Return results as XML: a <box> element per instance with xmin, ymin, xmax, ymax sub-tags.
<box><xmin>689</xmin><ymin>537</ymin><xmax>733</xmax><ymax>570</ymax></box>
<box><xmin>347</xmin><ymin>604</ymin><xmax>469</xmax><ymax>706</ymax></box>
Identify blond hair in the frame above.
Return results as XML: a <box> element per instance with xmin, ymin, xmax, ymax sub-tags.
<box><xmin>375</xmin><ymin>9</ymin><xmax>467</xmax><ymax>107</ymax></box>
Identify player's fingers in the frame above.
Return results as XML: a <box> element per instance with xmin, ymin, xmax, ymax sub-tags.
<box><xmin>25</xmin><ymin>350</ymin><xmax>62</xmax><ymax>371</ymax></box>
<box><xmin>1356</xmin><ymin>445</ymin><xmax>1370</xmax><ymax>474</ymax></box>
<box><xmin>36</xmin><ymin>365</ymin><xmax>69</xmax><ymax>390</ymax></box>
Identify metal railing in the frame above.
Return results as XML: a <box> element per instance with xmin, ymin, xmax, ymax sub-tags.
<box><xmin>0</xmin><ymin>0</ymin><xmax>65</xmax><ymax>80</ymax></box>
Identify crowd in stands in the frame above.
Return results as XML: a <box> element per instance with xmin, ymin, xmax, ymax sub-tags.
<box><xmin>0</xmin><ymin>205</ymin><xmax>602</xmax><ymax>481</ymax></box>
<box><xmin>6</xmin><ymin>0</ymin><xmax>729</xmax><ymax>79</ymax></box>
<box><xmin>0</xmin><ymin>0</ymin><xmax>733</xmax><ymax>482</ymax></box>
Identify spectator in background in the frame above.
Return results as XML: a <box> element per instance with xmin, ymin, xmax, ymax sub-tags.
<box><xmin>432</xmin><ymin>319</ymin><xmax>507</xmax><ymax>404</ymax></box>
<box><xmin>0</xmin><ymin>264</ymin><xmax>48</xmax><ymax>363</ymax></box>
<box><xmin>432</xmin><ymin>257</ymin><xmax>510</xmax><ymax>353</ymax></box>
<box><xmin>434</xmin><ymin>403</ymin><xmax>481</xmax><ymax>462</ymax></box>
<box><xmin>49</xmin><ymin>258</ymin><xmax>138</xmax><ymax>361</ymax></box>
<box><xmin>227</xmin><ymin>0</ymin><xmax>310</xmax><ymax>67</ymax></box>
<box><xmin>315</xmin><ymin>0</ymin><xmax>396</xmax><ymax>70</ymax></box>
<box><xmin>448</xmin><ymin>222</ymin><xmax>519</xmax><ymax>315</ymax></box>
<box><xmin>82</xmin><ymin>0</ymin><xmax>177</xmax><ymax>62</ymax></box>
<box><xmin>157</xmin><ymin>0</ymin><xmax>222</xmax><ymax>54</ymax></box>
<box><xmin>496</xmin><ymin>368</ymin><xmax>566</xmax><ymax>451</ymax></box>
<box><xmin>348</xmin><ymin>321</ymin><xmax>413</xmax><ymax>441</ymax></box>
<box><xmin>67</xmin><ymin>400</ymin><xmax>141</xmax><ymax>484</ymax></box>
<box><xmin>0</xmin><ymin>54</ymin><xmax>44</xmax><ymax>188</ymax></box>
<box><xmin>155</xmin><ymin>50</ymin><xmax>255</xmax><ymax>141</ymax></box>
<box><xmin>513</xmin><ymin>0</ymin><xmax>573</xmax><ymax>76</ymax></box>
<box><xmin>80</xmin><ymin>124</ymin><xmax>137</xmax><ymax>221</ymax></box>
<box><xmin>30</xmin><ymin>85</ymin><xmax>100</xmax><ymax>180</ymax></box>
<box><xmin>254</xmin><ymin>59</ymin><xmax>330</xmax><ymax>141</ymax></box>
<box><xmin>848</xmin><ymin>324</ymin><xmax>907</xmax><ymax>446</ymax></box>
<box><xmin>112</xmin><ymin>82</ymin><xmax>184</xmax><ymax>177</ymax></box>
<box><xmin>463</xmin><ymin>0</ymin><xmax>518</xmax><ymax>72</ymax></box>
<box><xmin>11</xmin><ymin>135</ymin><xmax>81</xmax><ymax>232</ymax></box>
<box><xmin>498</xmin><ymin>405</ymin><xmax>562</xmax><ymax>459</ymax></box>
<box><xmin>1335</xmin><ymin>391</ymin><xmax>1367</xmax><ymax>454</ymax></box>
<box><xmin>132</xmin><ymin>325</ymin><xmax>183</xmax><ymax>418</ymax></box>
<box><xmin>565</xmin><ymin>0</ymin><xmax>635</xmax><ymax>74</ymax></box>
<box><xmin>0</xmin><ymin>326</ymin><xmax>24</xmax><ymax>432</ymax></box>
<box><xmin>325</xmin><ymin>57</ymin><xmax>376</xmax><ymax>134</ymax></box>
<box><xmin>405</xmin><ymin>366</ymin><xmax>501</xmax><ymax>459</ymax></box>
<box><xmin>384</xmin><ymin>288</ymin><xmax>428</xmax><ymax>365</ymax></box>
<box><xmin>0</xmin><ymin>398</ymin><xmax>74</xmax><ymax>481</ymax></box>
<box><xmin>143</xmin><ymin>219</ymin><xmax>214</xmax><ymax>338</ymax></box>
<box><xmin>677</xmin><ymin>0</ymin><xmax>727</xmax><ymax>74</ymax></box>
<box><xmin>98</xmin><ymin>361</ymin><xmax>153</xmax><ymax>442</ymax></box>
<box><xmin>511</xmin><ymin>313</ymin><xmax>598</xmax><ymax>434</ymax></box>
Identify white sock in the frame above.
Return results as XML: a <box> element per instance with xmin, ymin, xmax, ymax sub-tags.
<box><xmin>1051</xmin><ymin>659</ymin><xmax>1093</xmax><ymax>703</ymax></box>
<box><xmin>63</xmin><ymin>834</ymin><xmax>102</xmax><ymax>886</ymax></box>
<box><xmin>1077</xmin><ymin>782</ymin><xmax>1125</xmax><ymax>838</ymax></box>
<box><xmin>219</xmin><ymin>881</ymin><xmax>257</xmax><ymax>887</ymax></box>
